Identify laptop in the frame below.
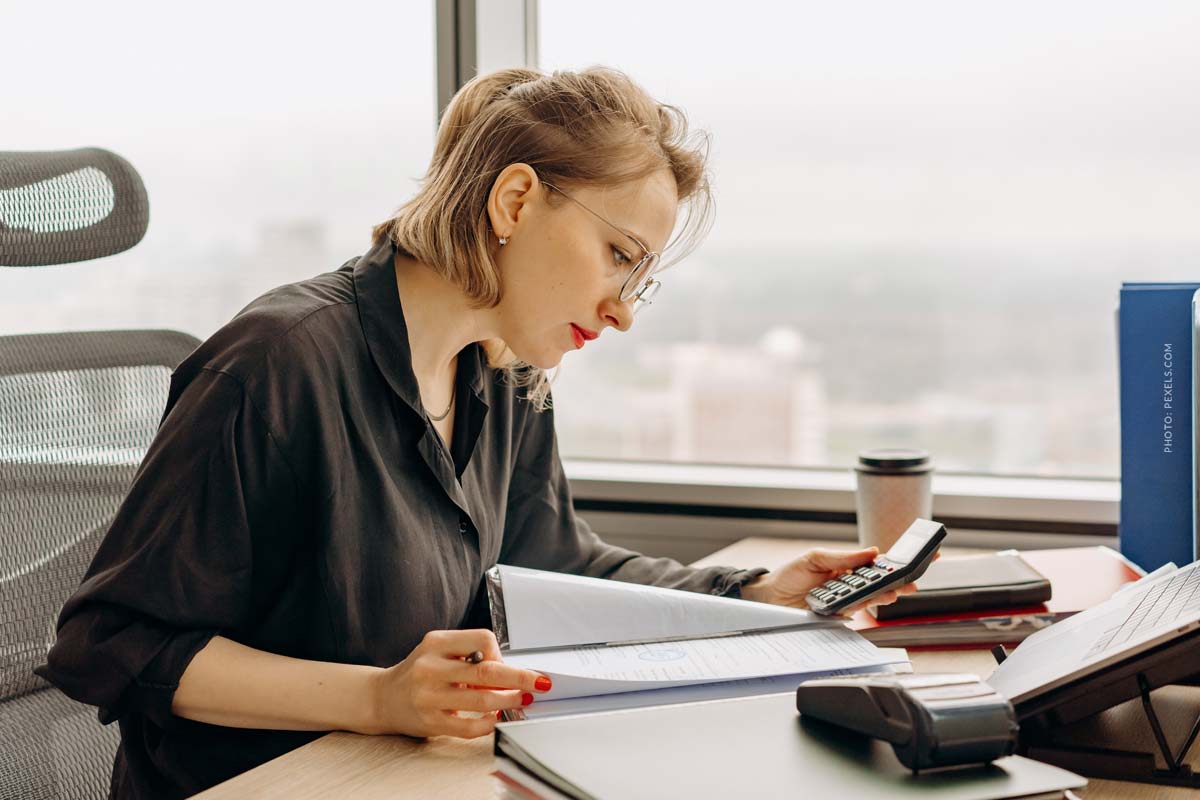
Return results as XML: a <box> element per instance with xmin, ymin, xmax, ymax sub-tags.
<box><xmin>987</xmin><ymin>559</ymin><xmax>1200</xmax><ymax>705</ymax></box>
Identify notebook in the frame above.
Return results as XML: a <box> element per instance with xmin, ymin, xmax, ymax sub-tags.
<box><xmin>870</xmin><ymin>552</ymin><xmax>1050</xmax><ymax>621</ymax></box>
<box><xmin>494</xmin><ymin>692</ymin><xmax>1087</xmax><ymax>800</ymax></box>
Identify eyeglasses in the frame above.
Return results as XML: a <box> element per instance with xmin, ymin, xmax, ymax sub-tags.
<box><xmin>542</xmin><ymin>181</ymin><xmax>662</xmax><ymax>313</ymax></box>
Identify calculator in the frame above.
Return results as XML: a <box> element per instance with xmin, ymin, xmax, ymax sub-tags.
<box><xmin>806</xmin><ymin>519</ymin><xmax>947</xmax><ymax>615</ymax></box>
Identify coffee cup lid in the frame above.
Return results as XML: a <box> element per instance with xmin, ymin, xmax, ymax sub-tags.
<box><xmin>857</xmin><ymin>448</ymin><xmax>932</xmax><ymax>473</ymax></box>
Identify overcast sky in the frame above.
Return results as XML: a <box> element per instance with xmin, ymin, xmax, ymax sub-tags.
<box><xmin>539</xmin><ymin>0</ymin><xmax>1200</xmax><ymax>248</ymax></box>
<box><xmin>4</xmin><ymin>1</ymin><xmax>1199</xmax><ymax>256</ymax></box>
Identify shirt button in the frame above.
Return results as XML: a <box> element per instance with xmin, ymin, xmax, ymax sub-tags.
<box><xmin>458</xmin><ymin>520</ymin><xmax>469</xmax><ymax>535</ymax></box>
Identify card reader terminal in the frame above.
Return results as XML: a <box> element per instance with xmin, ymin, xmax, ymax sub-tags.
<box><xmin>796</xmin><ymin>672</ymin><xmax>1019</xmax><ymax>771</ymax></box>
<box><xmin>806</xmin><ymin>518</ymin><xmax>946</xmax><ymax>615</ymax></box>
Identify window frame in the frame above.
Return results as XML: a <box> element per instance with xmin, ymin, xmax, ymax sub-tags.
<box><xmin>565</xmin><ymin>460</ymin><xmax>1117</xmax><ymax>561</ymax></box>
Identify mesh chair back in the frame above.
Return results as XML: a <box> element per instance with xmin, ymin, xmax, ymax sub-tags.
<box><xmin>0</xmin><ymin>148</ymin><xmax>150</xmax><ymax>267</ymax></box>
<box><xmin>0</xmin><ymin>330</ymin><xmax>199</xmax><ymax>799</ymax></box>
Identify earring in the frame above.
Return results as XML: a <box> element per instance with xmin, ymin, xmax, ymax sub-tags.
<box><xmin>498</xmin><ymin>235</ymin><xmax>509</xmax><ymax>246</ymax></box>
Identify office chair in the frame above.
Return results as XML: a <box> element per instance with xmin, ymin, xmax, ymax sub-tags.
<box><xmin>0</xmin><ymin>147</ymin><xmax>149</xmax><ymax>266</ymax></box>
<box><xmin>0</xmin><ymin>148</ymin><xmax>200</xmax><ymax>799</ymax></box>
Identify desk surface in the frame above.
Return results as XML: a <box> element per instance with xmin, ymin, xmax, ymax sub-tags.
<box><xmin>195</xmin><ymin>537</ymin><xmax>1196</xmax><ymax>800</ymax></box>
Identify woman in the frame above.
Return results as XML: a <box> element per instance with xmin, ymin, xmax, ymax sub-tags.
<box><xmin>39</xmin><ymin>67</ymin><xmax>912</xmax><ymax>799</ymax></box>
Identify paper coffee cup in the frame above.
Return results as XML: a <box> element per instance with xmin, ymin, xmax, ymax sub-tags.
<box><xmin>855</xmin><ymin>449</ymin><xmax>933</xmax><ymax>552</ymax></box>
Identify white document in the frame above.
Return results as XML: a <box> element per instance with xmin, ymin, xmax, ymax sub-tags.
<box><xmin>503</xmin><ymin>626</ymin><xmax>908</xmax><ymax>701</ymax></box>
<box><xmin>493</xmin><ymin>564</ymin><xmax>829</xmax><ymax>651</ymax></box>
<box><xmin>518</xmin><ymin>649</ymin><xmax>911</xmax><ymax>720</ymax></box>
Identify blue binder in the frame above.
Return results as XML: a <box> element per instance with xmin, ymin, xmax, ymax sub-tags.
<box><xmin>1194</xmin><ymin>293</ymin><xmax>1200</xmax><ymax>566</ymax></box>
<box><xmin>1118</xmin><ymin>283</ymin><xmax>1200</xmax><ymax>570</ymax></box>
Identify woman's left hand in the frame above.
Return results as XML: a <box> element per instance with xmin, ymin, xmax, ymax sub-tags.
<box><xmin>738</xmin><ymin>547</ymin><xmax>918</xmax><ymax>615</ymax></box>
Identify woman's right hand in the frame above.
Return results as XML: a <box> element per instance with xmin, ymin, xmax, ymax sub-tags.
<box><xmin>366</xmin><ymin>628</ymin><xmax>552</xmax><ymax>738</ymax></box>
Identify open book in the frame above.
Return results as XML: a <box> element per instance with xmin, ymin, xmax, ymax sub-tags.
<box><xmin>486</xmin><ymin>565</ymin><xmax>910</xmax><ymax>719</ymax></box>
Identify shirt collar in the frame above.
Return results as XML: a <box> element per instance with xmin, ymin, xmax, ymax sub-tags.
<box><xmin>353</xmin><ymin>238</ymin><xmax>487</xmax><ymax>414</ymax></box>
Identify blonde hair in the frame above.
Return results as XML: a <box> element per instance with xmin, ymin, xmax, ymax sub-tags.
<box><xmin>372</xmin><ymin>66</ymin><xmax>713</xmax><ymax>409</ymax></box>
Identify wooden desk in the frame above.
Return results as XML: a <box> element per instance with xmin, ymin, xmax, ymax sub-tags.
<box><xmin>196</xmin><ymin>537</ymin><xmax>1194</xmax><ymax>799</ymax></box>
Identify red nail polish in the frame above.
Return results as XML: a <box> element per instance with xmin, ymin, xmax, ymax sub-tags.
<box><xmin>496</xmin><ymin>710</ymin><xmax>504</xmax><ymax>720</ymax></box>
<box><xmin>522</xmin><ymin>692</ymin><xmax>534</xmax><ymax>706</ymax></box>
<box><xmin>534</xmin><ymin>676</ymin><xmax>552</xmax><ymax>692</ymax></box>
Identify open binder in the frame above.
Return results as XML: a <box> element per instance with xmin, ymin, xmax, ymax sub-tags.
<box><xmin>484</xmin><ymin>565</ymin><xmax>909</xmax><ymax>717</ymax></box>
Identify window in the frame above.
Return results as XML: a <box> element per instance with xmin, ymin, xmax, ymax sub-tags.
<box><xmin>1</xmin><ymin>1</ymin><xmax>434</xmax><ymax>340</ymax></box>
<box><xmin>539</xmin><ymin>1</ymin><xmax>1200</xmax><ymax>479</ymax></box>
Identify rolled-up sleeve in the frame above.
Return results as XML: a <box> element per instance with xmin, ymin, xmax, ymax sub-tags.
<box><xmin>35</xmin><ymin>367</ymin><xmax>303</xmax><ymax>729</ymax></box>
<box><xmin>499</xmin><ymin>401</ymin><xmax>767</xmax><ymax>597</ymax></box>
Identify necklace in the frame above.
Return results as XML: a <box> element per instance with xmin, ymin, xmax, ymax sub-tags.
<box><xmin>426</xmin><ymin>394</ymin><xmax>454</xmax><ymax>422</ymax></box>
<box><xmin>423</xmin><ymin>357</ymin><xmax>458</xmax><ymax>423</ymax></box>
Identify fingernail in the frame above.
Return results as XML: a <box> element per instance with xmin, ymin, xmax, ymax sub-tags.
<box><xmin>534</xmin><ymin>676</ymin><xmax>552</xmax><ymax>692</ymax></box>
<box><xmin>495</xmin><ymin>710</ymin><xmax>503</xmax><ymax>720</ymax></box>
<box><xmin>522</xmin><ymin>692</ymin><xmax>534</xmax><ymax>706</ymax></box>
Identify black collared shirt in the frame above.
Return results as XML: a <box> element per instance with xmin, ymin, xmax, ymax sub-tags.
<box><xmin>37</xmin><ymin>239</ymin><xmax>765</xmax><ymax>800</ymax></box>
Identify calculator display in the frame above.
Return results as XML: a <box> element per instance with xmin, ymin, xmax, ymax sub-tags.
<box><xmin>886</xmin><ymin>531</ymin><xmax>928</xmax><ymax>564</ymax></box>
